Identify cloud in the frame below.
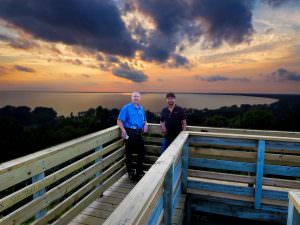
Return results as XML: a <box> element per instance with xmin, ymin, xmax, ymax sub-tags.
<box><xmin>14</xmin><ymin>65</ymin><xmax>35</xmax><ymax>73</ymax></box>
<box><xmin>112</xmin><ymin>63</ymin><xmax>148</xmax><ymax>83</ymax></box>
<box><xmin>131</xmin><ymin>0</ymin><xmax>254</xmax><ymax>63</ymax></box>
<box><xmin>195</xmin><ymin>75</ymin><xmax>251</xmax><ymax>82</ymax></box>
<box><xmin>266</xmin><ymin>68</ymin><xmax>300</xmax><ymax>82</ymax></box>
<box><xmin>0</xmin><ymin>66</ymin><xmax>9</xmax><ymax>76</ymax></box>
<box><xmin>0</xmin><ymin>0</ymin><xmax>137</xmax><ymax>57</ymax></box>
<box><xmin>262</xmin><ymin>0</ymin><xmax>296</xmax><ymax>7</ymax></box>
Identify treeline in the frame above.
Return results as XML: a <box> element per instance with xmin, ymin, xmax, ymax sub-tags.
<box><xmin>1</xmin><ymin>94</ymin><xmax>300</xmax><ymax>163</ymax></box>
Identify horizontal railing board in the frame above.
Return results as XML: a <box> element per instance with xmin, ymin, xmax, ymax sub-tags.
<box><xmin>148</xmin><ymin>123</ymin><xmax>300</xmax><ymax>138</ymax></box>
<box><xmin>264</xmin><ymin>164</ymin><xmax>300</xmax><ymax>177</ymax></box>
<box><xmin>0</xmin><ymin>139</ymin><xmax>123</xmax><ymax>213</ymax></box>
<box><xmin>189</xmin><ymin>137</ymin><xmax>257</xmax><ymax>149</ymax></box>
<box><xmin>191</xmin><ymin>198</ymin><xmax>287</xmax><ymax>223</ymax></box>
<box><xmin>0</xmin><ymin>147</ymin><xmax>125</xmax><ymax>225</ymax></box>
<box><xmin>189</xmin><ymin>147</ymin><xmax>300</xmax><ymax>166</ymax></box>
<box><xmin>262</xmin><ymin>189</ymin><xmax>288</xmax><ymax>201</ymax></box>
<box><xmin>266</xmin><ymin>141</ymin><xmax>300</xmax><ymax>152</ymax></box>
<box><xmin>188</xmin><ymin>131</ymin><xmax>300</xmax><ymax>143</ymax></box>
<box><xmin>0</xmin><ymin>126</ymin><xmax>120</xmax><ymax>191</ymax></box>
<box><xmin>189</xmin><ymin>147</ymin><xmax>256</xmax><ymax>162</ymax></box>
<box><xmin>188</xmin><ymin>179</ymin><xmax>253</xmax><ymax>197</ymax></box>
<box><xmin>188</xmin><ymin>170</ymin><xmax>300</xmax><ymax>189</ymax></box>
<box><xmin>188</xmin><ymin>188</ymin><xmax>287</xmax><ymax>207</ymax></box>
<box><xmin>189</xmin><ymin>157</ymin><xmax>256</xmax><ymax>173</ymax></box>
<box><xmin>33</xmin><ymin>159</ymin><xmax>125</xmax><ymax>225</ymax></box>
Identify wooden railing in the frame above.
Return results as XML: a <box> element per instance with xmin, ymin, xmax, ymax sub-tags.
<box><xmin>0</xmin><ymin>126</ymin><xmax>125</xmax><ymax>225</ymax></box>
<box><xmin>1</xmin><ymin>123</ymin><xmax>300</xmax><ymax>225</ymax></box>
<box><xmin>104</xmin><ymin>124</ymin><xmax>300</xmax><ymax>225</ymax></box>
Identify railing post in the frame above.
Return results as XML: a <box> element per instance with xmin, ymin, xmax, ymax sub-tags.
<box><xmin>287</xmin><ymin>192</ymin><xmax>300</xmax><ymax>225</ymax></box>
<box><xmin>164</xmin><ymin>164</ymin><xmax>174</xmax><ymax>225</ymax></box>
<box><xmin>182</xmin><ymin>142</ymin><xmax>189</xmax><ymax>193</ymax></box>
<box><xmin>255</xmin><ymin>139</ymin><xmax>265</xmax><ymax>209</ymax></box>
<box><xmin>95</xmin><ymin>146</ymin><xmax>103</xmax><ymax>178</ymax></box>
<box><xmin>32</xmin><ymin>172</ymin><xmax>47</xmax><ymax>220</ymax></box>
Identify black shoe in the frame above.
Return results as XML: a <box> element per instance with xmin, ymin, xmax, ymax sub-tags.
<box><xmin>128</xmin><ymin>172</ymin><xmax>136</xmax><ymax>181</ymax></box>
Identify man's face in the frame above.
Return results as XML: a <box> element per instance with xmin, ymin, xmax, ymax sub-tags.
<box><xmin>166</xmin><ymin>97</ymin><xmax>175</xmax><ymax>107</ymax></box>
<box><xmin>131</xmin><ymin>92</ymin><xmax>141</xmax><ymax>104</ymax></box>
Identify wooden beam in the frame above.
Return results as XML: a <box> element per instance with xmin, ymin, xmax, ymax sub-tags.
<box><xmin>255</xmin><ymin>140</ymin><xmax>265</xmax><ymax>209</ymax></box>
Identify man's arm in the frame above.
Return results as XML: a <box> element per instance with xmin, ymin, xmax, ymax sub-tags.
<box><xmin>160</xmin><ymin>121</ymin><xmax>167</xmax><ymax>134</ymax></box>
<box><xmin>181</xmin><ymin>119</ymin><xmax>187</xmax><ymax>131</ymax></box>
<box><xmin>117</xmin><ymin>119</ymin><xmax>127</xmax><ymax>139</ymax></box>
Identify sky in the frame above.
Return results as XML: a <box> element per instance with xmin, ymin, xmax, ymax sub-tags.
<box><xmin>0</xmin><ymin>0</ymin><xmax>300</xmax><ymax>93</ymax></box>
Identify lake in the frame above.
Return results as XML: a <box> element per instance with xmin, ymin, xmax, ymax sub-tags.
<box><xmin>0</xmin><ymin>92</ymin><xmax>277</xmax><ymax>116</ymax></box>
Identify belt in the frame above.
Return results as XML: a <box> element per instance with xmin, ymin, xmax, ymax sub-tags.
<box><xmin>125</xmin><ymin>128</ymin><xmax>142</xmax><ymax>133</ymax></box>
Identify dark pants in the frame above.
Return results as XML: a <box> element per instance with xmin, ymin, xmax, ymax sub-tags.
<box><xmin>125</xmin><ymin>128</ymin><xmax>145</xmax><ymax>176</ymax></box>
<box><xmin>161</xmin><ymin>135</ymin><xmax>177</xmax><ymax>153</ymax></box>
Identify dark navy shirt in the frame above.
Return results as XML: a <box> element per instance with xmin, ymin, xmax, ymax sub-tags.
<box><xmin>160</xmin><ymin>105</ymin><xmax>186</xmax><ymax>138</ymax></box>
<box><xmin>118</xmin><ymin>103</ymin><xmax>146</xmax><ymax>129</ymax></box>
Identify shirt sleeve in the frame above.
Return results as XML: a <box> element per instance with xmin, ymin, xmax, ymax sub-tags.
<box><xmin>118</xmin><ymin>105</ymin><xmax>127</xmax><ymax>122</ymax></box>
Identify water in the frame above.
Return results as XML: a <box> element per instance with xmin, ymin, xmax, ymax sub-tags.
<box><xmin>0</xmin><ymin>91</ymin><xmax>277</xmax><ymax>116</ymax></box>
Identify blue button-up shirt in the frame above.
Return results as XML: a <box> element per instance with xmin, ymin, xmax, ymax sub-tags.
<box><xmin>118</xmin><ymin>103</ymin><xmax>146</xmax><ymax>129</ymax></box>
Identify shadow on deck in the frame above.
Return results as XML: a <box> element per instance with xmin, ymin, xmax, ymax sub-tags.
<box><xmin>1</xmin><ymin>124</ymin><xmax>300</xmax><ymax>225</ymax></box>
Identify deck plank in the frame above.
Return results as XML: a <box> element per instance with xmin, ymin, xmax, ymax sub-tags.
<box><xmin>68</xmin><ymin>174</ymin><xmax>135</xmax><ymax>225</ymax></box>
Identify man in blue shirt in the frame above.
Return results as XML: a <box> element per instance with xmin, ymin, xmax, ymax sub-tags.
<box><xmin>117</xmin><ymin>92</ymin><xmax>148</xmax><ymax>181</ymax></box>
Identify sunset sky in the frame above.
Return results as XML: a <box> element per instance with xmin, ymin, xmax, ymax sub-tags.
<box><xmin>0</xmin><ymin>0</ymin><xmax>300</xmax><ymax>93</ymax></box>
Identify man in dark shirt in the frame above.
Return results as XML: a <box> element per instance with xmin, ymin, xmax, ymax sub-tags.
<box><xmin>160</xmin><ymin>92</ymin><xmax>187</xmax><ymax>152</ymax></box>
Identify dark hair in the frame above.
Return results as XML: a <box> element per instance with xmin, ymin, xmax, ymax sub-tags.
<box><xmin>166</xmin><ymin>92</ymin><xmax>175</xmax><ymax>98</ymax></box>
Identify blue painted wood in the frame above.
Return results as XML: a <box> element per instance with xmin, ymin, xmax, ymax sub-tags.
<box><xmin>173</xmin><ymin>159</ymin><xmax>182</xmax><ymax>188</ymax></box>
<box><xmin>189</xmin><ymin>158</ymin><xmax>256</xmax><ymax>173</ymax></box>
<box><xmin>262</xmin><ymin>189</ymin><xmax>288</xmax><ymax>201</ymax></box>
<box><xmin>163</xmin><ymin>164</ymin><xmax>174</xmax><ymax>225</ymax></box>
<box><xmin>182</xmin><ymin>142</ymin><xmax>189</xmax><ymax>193</ymax></box>
<box><xmin>266</xmin><ymin>141</ymin><xmax>300</xmax><ymax>152</ymax></box>
<box><xmin>188</xmin><ymin>137</ymin><xmax>257</xmax><ymax>148</ymax></box>
<box><xmin>264</xmin><ymin>164</ymin><xmax>300</xmax><ymax>177</ymax></box>
<box><xmin>192</xmin><ymin>200</ymin><xmax>287</xmax><ymax>223</ymax></box>
<box><xmin>255</xmin><ymin>140</ymin><xmax>265</xmax><ymax>209</ymax></box>
<box><xmin>190</xmin><ymin>194</ymin><xmax>288</xmax><ymax>213</ymax></box>
<box><xmin>287</xmin><ymin>199</ymin><xmax>300</xmax><ymax>225</ymax></box>
<box><xmin>172</xmin><ymin>178</ymin><xmax>181</xmax><ymax>214</ymax></box>
<box><xmin>95</xmin><ymin>146</ymin><xmax>103</xmax><ymax>178</ymax></box>
<box><xmin>32</xmin><ymin>172</ymin><xmax>47</xmax><ymax>220</ymax></box>
<box><xmin>145</xmin><ymin>195</ymin><xmax>163</xmax><ymax>225</ymax></box>
<box><xmin>188</xmin><ymin>180</ymin><xmax>254</xmax><ymax>197</ymax></box>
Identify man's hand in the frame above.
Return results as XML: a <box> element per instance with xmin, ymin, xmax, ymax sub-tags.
<box><xmin>161</xmin><ymin>125</ymin><xmax>167</xmax><ymax>134</ymax></box>
<box><xmin>121</xmin><ymin>129</ymin><xmax>128</xmax><ymax>139</ymax></box>
<box><xmin>143</xmin><ymin>123</ymin><xmax>148</xmax><ymax>133</ymax></box>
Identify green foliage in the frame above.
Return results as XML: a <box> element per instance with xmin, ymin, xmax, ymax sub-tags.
<box><xmin>1</xmin><ymin>94</ymin><xmax>300</xmax><ymax>163</ymax></box>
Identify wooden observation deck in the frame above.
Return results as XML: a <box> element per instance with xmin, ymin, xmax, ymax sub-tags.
<box><xmin>1</xmin><ymin>124</ymin><xmax>300</xmax><ymax>225</ymax></box>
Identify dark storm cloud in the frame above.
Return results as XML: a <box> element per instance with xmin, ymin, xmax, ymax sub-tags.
<box><xmin>195</xmin><ymin>75</ymin><xmax>251</xmax><ymax>82</ymax></box>
<box><xmin>267</xmin><ymin>68</ymin><xmax>300</xmax><ymax>82</ymax></box>
<box><xmin>14</xmin><ymin>65</ymin><xmax>35</xmax><ymax>73</ymax></box>
<box><xmin>112</xmin><ymin>63</ymin><xmax>148</xmax><ymax>83</ymax></box>
<box><xmin>262</xmin><ymin>0</ymin><xmax>296</xmax><ymax>7</ymax></box>
<box><xmin>0</xmin><ymin>0</ymin><xmax>137</xmax><ymax>56</ymax></box>
<box><xmin>134</xmin><ymin>0</ymin><xmax>254</xmax><ymax>63</ymax></box>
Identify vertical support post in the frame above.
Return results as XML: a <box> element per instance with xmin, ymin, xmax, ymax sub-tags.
<box><xmin>185</xmin><ymin>195</ymin><xmax>192</xmax><ymax>225</ymax></box>
<box><xmin>164</xmin><ymin>164</ymin><xmax>174</xmax><ymax>225</ymax></box>
<box><xmin>32</xmin><ymin>172</ymin><xmax>47</xmax><ymax>220</ymax></box>
<box><xmin>255</xmin><ymin>139</ymin><xmax>265</xmax><ymax>209</ymax></box>
<box><xmin>182</xmin><ymin>141</ymin><xmax>189</xmax><ymax>193</ymax></box>
<box><xmin>287</xmin><ymin>193</ymin><xmax>300</xmax><ymax>225</ymax></box>
<box><xmin>95</xmin><ymin>146</ymin><xmax>103</xmax><ymax>184</ymax></box>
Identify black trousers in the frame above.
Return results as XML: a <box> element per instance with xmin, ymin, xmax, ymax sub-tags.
<box><xmin>125</xmin><ymin>128</ymin><xmax>145</xmax><ymax>176</ymax></box>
